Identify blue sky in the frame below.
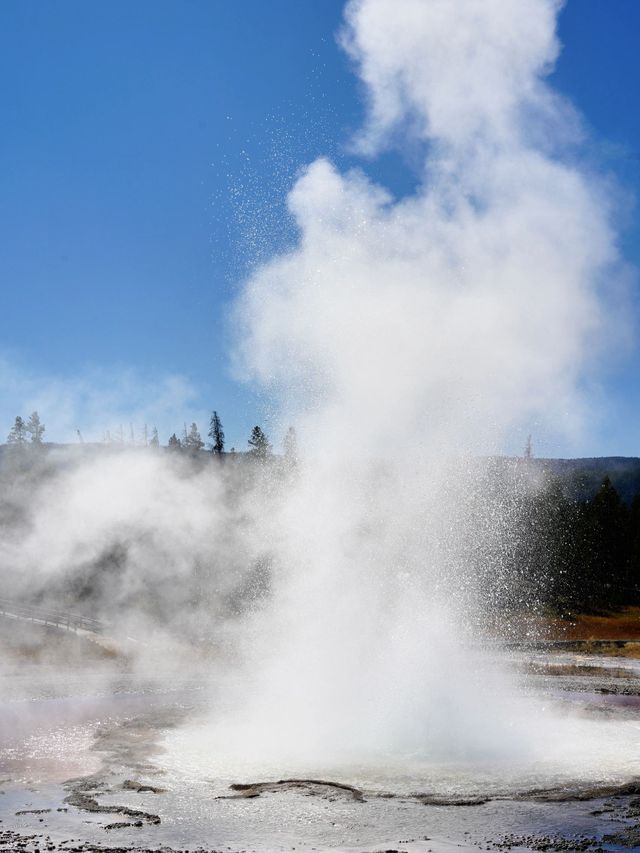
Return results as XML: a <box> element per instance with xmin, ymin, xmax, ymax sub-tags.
<box><xmin>1</xmin><ymin>0</ymin><xmax>639</xmax><ymax>454</ymax></box>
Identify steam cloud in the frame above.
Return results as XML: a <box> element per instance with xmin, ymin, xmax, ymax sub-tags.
<box><xmin>238</xmin><ymin>0</ymin><xmax>622</xmax><ymax>450</ymax></box>
<box><xmin>221</xmin><ymin>0</ymin><xmax>627</xmax><ymax>766</ymax></box>
<box><xmin>0</xmin><ymin>0</ymin><xmax>632</xmax><ymax>780</ymax></box>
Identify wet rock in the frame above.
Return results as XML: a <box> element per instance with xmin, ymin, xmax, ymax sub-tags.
<box><xmin>103</xmin><ymin>820</ymin><xmax>139</xmax><ymax>830</ymax></box>
<box><xmin>64</xmin><ymin>787</ymin><xmax>161</xmax><ymax>826</ymax></box>
<box><xmin>15</xmin><ymin>809</ymin><xmax>51</xmax><ymax>815</ymax></box>
<box><xmin>225</xmin><ymin>778</ymin><xmax>366</xmax><ymax>802</ymax></box>
<box><xmin>414</xmin><ymin>795</ymin><xmax>488</xmax><ymax>806</ymax></box>
<box><xmin>122</xmin><ymin>779</ymin><xmax>166</xmax><ymax>793</ymax></box>
<box><xmin>515</xmin><ymin>779</ymin><xmax>640</xmax><ymax>802</ymax></box>
<box><xmin>603</xmin><ymin>822</ymin><xmax>640</xmax><ymax>847</ymax></box>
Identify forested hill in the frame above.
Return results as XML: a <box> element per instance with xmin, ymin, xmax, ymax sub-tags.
<box><xmin>535</xmin><ymin>457</ymin><xmax>640</xmax><ymax>504</ymax></box>
<box><xmin>1</xmin><ymin>443</ymin><xmax>640</xmax><ymax>614</ymax></box>
<box><xmin>1</xmin><ymin>444</ymin><xmax>639</xmax><ymax>502</ymax></box>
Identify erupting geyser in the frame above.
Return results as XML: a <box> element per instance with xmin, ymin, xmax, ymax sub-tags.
<box><xmin>163</xmin><ymin>0</ymin><xmax>634</xmax><ymax>786</ymax></box>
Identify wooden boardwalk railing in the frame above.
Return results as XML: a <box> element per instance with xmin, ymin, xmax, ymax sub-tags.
<box><xmin>0</xmin><ymin>597</ymin><xmax>106</xmax><ymax>635</ymax></box>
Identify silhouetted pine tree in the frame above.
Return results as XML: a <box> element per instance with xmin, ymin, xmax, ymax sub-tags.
<box><xmin>26</xmin><ymin>411</ymin><xmax>45</xmax><ymax>444</ymax></box>
<box><xmin>628</xmin><ymin>494</ymin><xmax>640</xmax><ymax>603</ymax></box>
<box><xmin>184</xmin><ymin>423</ymin><xmax>204</xmax><ymax>454</ymax></box>
<box><xmin>208</xmin><ymin>411</ymin><xmax>225</xmax><ymax>455</ymax></box>
<box><xmin>248</xmin><ymin>426</ymin><xmax>270</xmax><ymax>458</ymax></box>
<box><xmin>7</xmin><ymin>416</ymin><xmax>27</xmax><ymax>445</ymax></box>
<box><xmin>574</xmin><ymin>477</ymin><xmax>630</xmax><ymax>610</ymax></box>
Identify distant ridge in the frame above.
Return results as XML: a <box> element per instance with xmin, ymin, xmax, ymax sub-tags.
<box><xmin>535</xmin><ymin>457</ymin><xmax>640</xmax><ymax>503</ymax></box>
<box><xmin>1</xmin><ymin>443</ymin><xmax>639</xmax><ymax>502</ymax></box>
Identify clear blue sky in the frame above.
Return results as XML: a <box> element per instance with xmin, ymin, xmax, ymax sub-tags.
<box><xmin>1</xmin><ymin>1</ymin><xmax>639</xmax><ymax>454</ymax></box>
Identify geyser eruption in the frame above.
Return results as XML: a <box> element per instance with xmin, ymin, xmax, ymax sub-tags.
<box><xmin>193</xmin><ymin>0</ymin><xmax>627</xmax><ymax>774</ymax></box>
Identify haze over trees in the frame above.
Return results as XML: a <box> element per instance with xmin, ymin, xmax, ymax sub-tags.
<box><xmin>0</xmin><ymin>410</ymin><xmax>299</xmax><ymax>642</ymax></box>
<box><xmin>474</xmin><ymin>470</ymin><xmax>640</xmax><ymax>616</ymax></box>
<box><xmin>248</xmin><ymin>426</ymin><xmax>271</xmax><ymax>458</ymax></box>
<box><xmin>283</xmin><ymin>426</ymin><xmax>297</xmax><ymax>466</ymax></box>
<box><xmin>7</xmin><ymin>412</ymin><xmax>45</xmax><ymax>446</ymax></box>
<box><xmin>184</xmin><ymin>422</ymin><xmax>204</xmax><ymax>454</ymax></box>
<box><xmin>7</xmin><ymin>416</ymin><xmax>27</xmax><ymax>445</ymax></box>
<box><xmin>3</xmin><ymin>408</ymin><xmax>640</xmax><ymax>617</ymax></box>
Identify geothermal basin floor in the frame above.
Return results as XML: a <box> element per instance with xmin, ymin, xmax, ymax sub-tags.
<box><xmin>1</xmin><ymin>652</ymin><xmax>640</xmax><ymax>853</ymax></box>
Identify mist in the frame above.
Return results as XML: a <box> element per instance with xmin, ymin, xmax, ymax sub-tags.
<box><xmin>216</xmin><ymin>0</ymin><xmax>627</xmax><ymax>767</ymax></box>
<box><xmin>0</xmin><ymin>0</ymin><xmax>633</xmax><ymax>786</ymax></box>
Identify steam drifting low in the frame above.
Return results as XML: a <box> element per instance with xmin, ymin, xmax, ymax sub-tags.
<box><xmin>0</xmin><ymin>0</ymin><xmax>634</xmax><ymax>787</ymax></box>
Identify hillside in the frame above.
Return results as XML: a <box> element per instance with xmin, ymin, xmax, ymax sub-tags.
<box><xmin>536</xmin><ymin>457</ymin><xmax>640</xmax><ymax>503</ymax></box>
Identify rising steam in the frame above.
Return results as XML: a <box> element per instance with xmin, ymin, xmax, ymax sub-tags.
<box><xmin>0</xmin><ymin>0</ymin><xmax>633</xmax><ymax>785</ymax></box>
<box><xmin>214</xmin><ymin>0</ymin><xmax>625</xmax><ymax>767</ymax></box>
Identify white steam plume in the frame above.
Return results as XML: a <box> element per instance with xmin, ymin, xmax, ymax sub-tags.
<box><xmin>0</xmin><ymin>0</ymin><xmax>633</xmax><ymax>790</ymax></box>
<box><xmin>213</xmin><ymin>0</ymin><xmax>628</xmax><ymax>770</ymax></box>
<box><xmin>342</xmin><ymin>0</ymin><xmax>565</xmax><ymax>154</ymax></box>
<box><xmin>237</xmin><ymin>0</ymin><xmax>622</xmax><ymax>453</ymax></box>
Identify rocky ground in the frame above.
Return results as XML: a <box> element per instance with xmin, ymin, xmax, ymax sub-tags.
<box><xmin>2</xmin><ymin>617</ymin><xmax>640</xmax><ymax>852</ymax></box>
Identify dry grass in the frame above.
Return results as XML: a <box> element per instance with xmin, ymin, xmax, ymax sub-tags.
<box><xmin>534</xmin><ymin>608</ymin><xmax>640</xmax><ymax>657</ymax></box>
<box><xmin>549</xmin><ymin>608</ymin><xmax>640</xmax><ymax>641</ymax></box>
<box><xmin>488</xmin><ymin>608</ymin><xmax>640</xmax><ymax>656</ymax></box>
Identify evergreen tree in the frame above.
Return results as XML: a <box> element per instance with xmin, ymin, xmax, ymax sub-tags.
<box><xmin>582</xmin><ymin>477</ymin><xmax>631</xmax><ymax>608</ymax></box>
<box><xmin>168</xmin><ymin>433</ymin><xmax>181</xmax><ymax>451</ymax></box>
<box><xmin>7</xmin><ymin>416</ymin><xmax>27</xmax><ymax>445</ymax></box>
<box><xmin>26</xmin><ymin>411</ymin><xmax>45</xmax><ymax>444</ymax></box>
<box><xmin>629</xmin><ymin>494</ymin><xmax>640</xmax><ymax>603</ymax></box>
<box><xmin>184</xmin><ymin>422</ymin><xmax>204</xmax><ymax>453</ymax></box>
<box><xmin>149</xmin><ymin>427</ymin><xmax>159</xmax><ymax>448</ymax></box>
<box><xmin>248</xmin><ymin>425</ymin><xmax>270</xmax><ymax>458</ymax></box>
<box><xmin>514</xmin><ymin>477</ymin><xmax>580</xmax><ymax>612</ymax></box>
<box><xmin>208</xmin><ymin>411</ymin><xmax>225</xmax><ymax>455</ymax></box>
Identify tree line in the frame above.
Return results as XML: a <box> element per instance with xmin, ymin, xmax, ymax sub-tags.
<box><xmin>4</xmin><ymin>410</ymin><xmax>297</xmax><ymax>461</ymax></box>
<box><xmin>4</xmin><ymin>414</ymin><xmax>639</xmax><ymax>612</ymax></box>
<box><xmin>6</xmin><ymin>412</ymin><xmax>45</xmax><ymax>445</ymax></box>
<box><xmin>165</xmin><ymin>419</ymin><xmax>288</xmax><ymax>459</ymax></box>
<box><xmin>508</xmin><ymin>473</ymin><xmax>640</xmax><ymax>614</ymax></box>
